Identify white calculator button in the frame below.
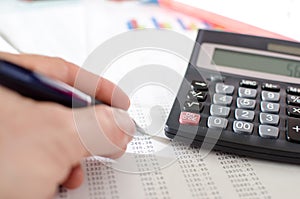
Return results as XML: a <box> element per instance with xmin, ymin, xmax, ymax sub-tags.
<box><xmin>260</xmin><ymin>101</ymin><xmax>280</xmax><ymax>113</ymax></box>
<box><xmin>261</xmin><ymin>91</ymin><xmax>280</xmax><ymax>102</ymax></box>
<box><xmin>213</xmin><ymin>94</ymin><xmax>233</xmax><ymax>106</ymax></box>
<box><xmin>215</xmin><ymin>83</ymin><xmax>235</xmax><ymax>95</ymax></box>
<box><xmin>238</xmin><ymin>87</ymin><xmax>257</xmax><ymax>98</ymax></box>
<box><xmin>259</xmin><ymin>113</ymin><xmax>279</xmax><ymax>125</ymax></box>
<box><xmin>235</xmin><ymin>109</ymin><xmax>255</xmax><ymax>121</ymax></box>
<box><xmin>210</xmin><ymin>104</ymin><xmax>230</xmax><ymax>117</ymax></box>
<box><xmin>259</xmin><ymin>125</ymin><xmax>279</xmax><ymax>139</ymax></box>
<box><xmin>236</xmin><ymin>97</ymin><xmax>256</xmax><ymax>110</ymax></box>
<box><xmin>207</xmin><ymin>116</ymin><xmax>228</xmax><ymax>129</ymax></box>
<box><xmin>233</xmin><ymin>121</ymin><xmax>254</xmax><ymax>134</ymax></box>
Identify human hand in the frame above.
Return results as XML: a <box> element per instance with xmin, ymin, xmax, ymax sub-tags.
<box><xmin>0</xmin><ymin>52</ymin><xmax>135</xmax><ymax>199</ymax></box>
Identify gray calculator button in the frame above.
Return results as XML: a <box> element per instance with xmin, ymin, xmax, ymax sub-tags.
<box><xmin>213</xmin><ymin>94</ymin><xmax>233</xmax><ymax>105</ymax></box>
<box><xmin>236</xmin><ymin>97</ymin><xmax>256</xmax><ymax>109</ymax></box>
<box><xmin>260</xmin><ymin>101</ymin><xmax>280</xmax><ymax>113</ymax></box>
<box><xmin>261</xmin><ymin>91</ymin><xmax>280</xmax><ymax>102</ymax></box>
<box><xmin>215</xmin><ymin>83</ymin><xmax>235</xmax><ymax>94</ymax></box>
<box><xmin>210</xmin><ymin>75</ymin><xmax>225</xmax><ymax>82</ymax></box>
<box><xmin>259</xmin><ymin>125</ymin><xmax>279</xmax><ymax>138</ymax></box>
<box><xmin>235</xmin><ymin>109</ymin><xmax>255</xmax><ymax>121</ymax></box>
<box><xmin>259</xmin><ymin>113</ymin><xmax>279</xmax><ymax>125</ymax></box>
<box><xmin>238</xmin><ymin>87</ymin><xmax>257</xmax><ymax>98</ymax></box>
<box><xmin>210</xmin><ymin>104</ymin><xmax>230</xmax><ymax>117</ymax></box>
<box><xmin>233</xmin><ymin>121</ymin><xmax>254</xmax><ymax>134</ymax></box>
<box><xmin>207</xmin><ymin>116</ymin><xmax>228</xmax><ymax>129</ymax></box>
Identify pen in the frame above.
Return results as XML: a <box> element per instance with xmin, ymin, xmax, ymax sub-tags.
<box><xmin>0</xmin><ymin>60</ymin><xmax>146</xmax><ymax>134</ymax></box>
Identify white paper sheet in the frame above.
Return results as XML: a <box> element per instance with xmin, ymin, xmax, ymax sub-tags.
<box><xmin>0</xmin><ymin>0</ymin><xmax>86</xmax><ymax>65</ymax></box>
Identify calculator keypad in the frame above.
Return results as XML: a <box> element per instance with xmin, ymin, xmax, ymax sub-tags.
<box><xmin>178</xmin><ymin>76</ymin><xmax>300</xmax><ymax>144</ymax></box>
<box><xmin>286</xmin><ymin>86</ymin><xmax>300</xmax><ymax>143</ymax></box>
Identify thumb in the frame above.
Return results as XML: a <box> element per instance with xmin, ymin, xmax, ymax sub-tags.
<box><xmin>72</xmin><ymin>105</ymin><xmax>135</xmax><ymax>158</ymax></box>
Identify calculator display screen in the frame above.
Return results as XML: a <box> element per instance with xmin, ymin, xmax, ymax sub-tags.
<box><xmin>212</xmin><ymin>48</ymin><xmax>300</xmax><ymax>78</ymax></box>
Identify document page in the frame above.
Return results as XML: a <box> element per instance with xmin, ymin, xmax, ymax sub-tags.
<box><xmin>55</xmin><ymin>84</ymin><xmax>300</xmax><ymax>199</ymax></box>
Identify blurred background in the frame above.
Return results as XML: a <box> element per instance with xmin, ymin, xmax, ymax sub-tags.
<box><xmin>0</xmin><ymin>0</ymin><xmax>300</xmax><ymax>66</ymax></box>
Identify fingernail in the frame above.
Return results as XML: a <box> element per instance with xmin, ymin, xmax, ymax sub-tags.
<box><xmin>112</xmin><ymin>108</ymin><xmax>136</xmax><ymax>137</ymax></box>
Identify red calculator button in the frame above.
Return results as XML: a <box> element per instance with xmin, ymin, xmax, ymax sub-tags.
<box><xmin>179</xmin><ymin>112</ymin><xmax>201</xmax><ymax>125</ymax></box>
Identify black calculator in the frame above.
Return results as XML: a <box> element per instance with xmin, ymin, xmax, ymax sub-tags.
<box><xmin>165</xmin><ymin>29</ymin><xmax>300</xmax><ymax>163</ymax></box>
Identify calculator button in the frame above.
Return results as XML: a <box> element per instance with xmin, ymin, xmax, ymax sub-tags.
<box><xmin>261</xmin><ymin>91</ymin><xmax>280</xmax><ymax>102</ymax></box>
<box><xmin>286</xmin><ymin>117</ymin><xmax>300</xmax><ymax>143</ymax></box>
<box><xmin>259</xmin><ymin>113</ymin><xmax>279</xmax><ymax>125</ymax></box>
<box><xmin>215</xmin><ymin>83</ymin><xmax>234</xmax><ymax>95</ymax></box>
<box><xmin>238</xmin><ymin>87</ymin><xmax>257</xmax><ymax>99</ymax></box>
<box><xmin>213</xmin><ymin>94</ymin><xmax>233</xmax><ymax>106</ymax></box>
<box><xmin>210</xmin><ymin>104</ymin><xmax>230</xmax><ymax>117</ymax></box>
<box><xmin>260</xmin><ymin>101</ymin><xmax>280</xmax><ymax>113</ymax></box>
<box><xmin>287</xmin><ymin>95</ymin><xmax>300</xmax><ymax>106</ymax></box>
<box><xmin>262</xmin><ymin>83</ymin><xmax>280</xmax><ymax>92</ymax></box>
<box><xmin>209</xmin><ymin>75</ymin><xmax>225</xmax><ymax>82</ymax></box>
<box><xmin>183</xmin><ymin>101</ymin><xmax>203</xmax><ymax>113</ymax></box>
<box><xmin>259</xmin><ymin>125</ymin><xmax>279</xmax><ymax>139</ymax></box>
<box><xmin>235</xmin><ymin>109</ymin><xmax>255</xmax><ymax>121</ymax></box>
<box><xmin>287</xmin><ymin>86</ymin><xmax>300</xmax><ymax>95</ymax></box>
<box><xmin>187</xmin><ymin>90</ymin><xmax>207</xmax><ymax>102</ymax></box>
<box><xmin>287</xmin><ymin>105</ymin><xmax>300</xmax><ymax>118</ymax></box>
<box><xmin>233</xmin><ymin>121</ymin><xmax>254</xmax><ymax>134</ymax></box>
<box><xmin>239</xmin><ymin>79</ymin><xmax>258</xmax><ymax>88</ymax></box>
<box><xmin>191</xmin><ymin>80</ymin><xmax>208</xmax><ymax>91</ymax></box>
<box><xmin>207</xmin><ymin>116</ymin><xmax>228</xmax><ymax>129</ymax></box>
<box><xmin>179</xmin><ymin>112</ymin><xmax>201</xmax><ymax>125</ymax></box>
<box><xmin>236</xmin><ymin>97</ymin><xmax>256</xmax><ymax>110</ymax></box>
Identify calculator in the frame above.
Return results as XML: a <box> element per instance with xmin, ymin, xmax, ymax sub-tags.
<box><xmin>165</xmin><ymin>29</ymin><xmax>300</xmax><ymax>163</ymax></box>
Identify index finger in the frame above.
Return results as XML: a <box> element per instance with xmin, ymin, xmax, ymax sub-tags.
<box><xmin>0</xmin><ymin>52</ymin><xmax>130</xmax><ymax>110</ymax></box>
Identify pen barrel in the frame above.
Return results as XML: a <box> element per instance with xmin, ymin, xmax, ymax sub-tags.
<box><xmin>0</xmin><ymin>60</ymin><xmax>103</xmax><ymax>108</ymax></box>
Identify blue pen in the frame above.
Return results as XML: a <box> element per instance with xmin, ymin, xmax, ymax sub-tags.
<box><xmin>0</xmin><ymin>60</ymin><xmax>146</xmax><ymax>133</ymax></box>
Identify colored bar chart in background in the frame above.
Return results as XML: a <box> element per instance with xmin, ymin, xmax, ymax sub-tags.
<box><xmin>176</xmin><ymin>18</ymin><xmax>197</xmax><ymax>30</ymax></box>
<box><xmin>127</xmin><ymin>19</ymin><xmax>145</xmax><ymax>29</ymax></box>
<box><xmin>126</xmin><ymin>16</ymin><xmax>225</xmax><ymax>31</ymax></box>
<box><xmin>151</xmin><ymin>17</ymin><xmax>172</xmax><ymax>29</ymax></box>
